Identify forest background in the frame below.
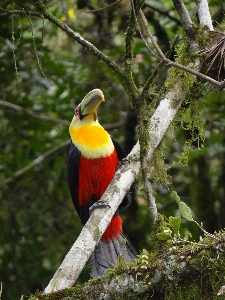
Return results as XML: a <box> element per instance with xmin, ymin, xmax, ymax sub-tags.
<box><xmin>0</xmin><ymin>0</ymin><xmax>225</xmax><ymax>299</ymax></box>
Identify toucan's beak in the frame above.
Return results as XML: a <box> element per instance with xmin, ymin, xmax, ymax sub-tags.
<box><xmin>79</xmin><ymin>89</ymin><xmax>105</xmax><ymax>120</ymax></box>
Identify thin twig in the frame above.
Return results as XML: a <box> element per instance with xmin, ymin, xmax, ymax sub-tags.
<box><xmin>11</xmin><ymin>3</ymin><xmax>18</xmax><ymax>78</ymax></box>
<box><xmin>2</xmin><ymin>140</ymin><xmax>71</xmax><ymax>187</ymax></box>
<box><xmin>176</xmin><ymin>235</ymin><xmax>207</xmax><ymax>247</ymax></box>
<box><xmin>144</xmin><ymin>3</ymin><xmax>181</xmax><ymax>25</ymax></box>
<box><xmin>83</xmin><ymin>0</ymin><xmax>122</xmax><ymax>13</ymax></box>
<box><xmin>131</xmin><ymin>0</ymin><xmax>160</xmax><ymax>59</ymax></box>
<box><xmin>0</xmin><ymin>7</ymin><xmax>42</xmax><ymax>17</ymax></box>
<box><xmin>0</xmin><ymin>100</ymin><xmax>70</xmax><ymax>125</ymax></box>
<box><xmin>103</xmin><ymin>119</ymin><xmax>126</xmax><ymax>131</ymax></box>
<box><xmin>40</xmin><ymin>16</ymin><xmax>45</xmax><ymax>53</ymax></box>
<box><xmin>22</xmin><ymin>9</ymin><xmax>47</xmax><ymax>79</ymax></box>
<box><xmin>139</xmin><ymin>32</ymin><xmax>180</xmax><ymax>100</ymax></box>
<box><xmin>193</xmin><ymin>220</ymin><xmax>220</xmax><ymax>241</ymax></box>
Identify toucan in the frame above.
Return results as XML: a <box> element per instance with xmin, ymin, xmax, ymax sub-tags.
<box><xmin>68</xmin><ymin>89</ymin><xmax>136</xmax><ymax>277</ymax></box>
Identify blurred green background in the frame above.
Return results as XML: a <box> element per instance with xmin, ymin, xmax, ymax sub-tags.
<box><xmin>0</xmin><ymin>0</ymin><xmax>225</xmax><ymax>299</ymax></box>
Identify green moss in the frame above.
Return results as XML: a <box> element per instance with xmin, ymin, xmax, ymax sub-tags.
<box><xmin>173</xmin><ymin>81</ymin><xmax>205</xmax><ymax>166</ymax></box>
<box><xmin>150</xmin><ymin>140</ymin><xmax>170</xmax><ymax>185</ymax></box>
<box><xmin>28</xmin><ymin>285</ymin><xmax>84</xmax><ymax>300</ymax></box>
<box><xmin>165</xmin><ymin>281</ymin><xmax>201</xmax><ymax>300</ymax></box>
<box><xmin>166</xmin><ymin>41</ymin><xmax>197</xmax><ymax>91</ymax></box>
<box><xmin>195</xmin><ymin>24</ymin><xmax>215</xmax><ymax>50</ymax></box>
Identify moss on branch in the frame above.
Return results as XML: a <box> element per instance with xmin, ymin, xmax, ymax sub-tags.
<box><xmin>29</xmin><ymin>224</ymin><xmax>225</xmax><ymax>300</ymax></box>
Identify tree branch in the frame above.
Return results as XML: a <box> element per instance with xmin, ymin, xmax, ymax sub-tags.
<box><xmin>172</xmin><ymin>0</ymin><xmax>193</xmax><ymax>31</ymax></box>
<box><xmin>197</xmin><ymin>0</ymin><xmax>213</xmax><ymax>31</ymax></box>
<box><xmin>172</xmin><ymin>0</ymin><xmax>199</xmax><ymax>50</ymax></box>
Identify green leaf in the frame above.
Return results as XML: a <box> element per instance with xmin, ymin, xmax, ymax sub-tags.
<box><xmin>179</xmin><ymin>202</ymin><xmax>194</xmax><ymax>221</ymax></box>
<box><xmin>156</xmin><ymin>229</ymin><xmax>172</xmax><ymax>240</ymax></box>
<box><xmin>169</xmin><ymin>216</ymin><xmax>181</xmax><ymax>234</ymax></box>
<box><xmin>171</xmin><ymin>191</ymin><xmax>180</xmax><ymax>205</ymax></box>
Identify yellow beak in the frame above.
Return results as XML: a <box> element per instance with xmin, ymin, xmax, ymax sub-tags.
<box><xmin>79</xmin><ymin>89</ymin><xmax>105</xmax><ymax>119</ymax></box>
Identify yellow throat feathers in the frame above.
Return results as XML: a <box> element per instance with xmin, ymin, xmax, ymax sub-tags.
<box><xmin>69</xmin><ymin>125</ymin><xmax>114</xmax><ymax>159</ymax></box>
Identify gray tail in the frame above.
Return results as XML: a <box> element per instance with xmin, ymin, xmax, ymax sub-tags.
<box><xmin>90</xmin><ymin>232</ymin><xmax>136</xmax><ymax>277</ymax></box>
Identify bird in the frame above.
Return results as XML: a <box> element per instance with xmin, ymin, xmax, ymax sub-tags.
<box><xmin>67</xmin><ymin>88</ymin><xmax>136</xmax><ymax>277</ymax></box>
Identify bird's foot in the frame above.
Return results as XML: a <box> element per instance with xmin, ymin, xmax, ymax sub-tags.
<box><xmin>89</xmin><ymin>200</ymin><xmax>110</xmax><ymax>215</ymax></box>
<box><xmin>117</xmin><ymin>158</ymin><xmax>130</xmax><ymax>170</ymax></box>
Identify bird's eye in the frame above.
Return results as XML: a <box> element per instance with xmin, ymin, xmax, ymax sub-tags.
<box><xmin>74</xmin><ymin>107</ymin><xmax>79</xmax><ymax>115</ymax></box>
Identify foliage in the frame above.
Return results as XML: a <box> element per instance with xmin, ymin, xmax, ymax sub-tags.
<box><xmin>0</xmin><ymin>0</ymin><xmax>225</xmax><ymax>299</ymax></box>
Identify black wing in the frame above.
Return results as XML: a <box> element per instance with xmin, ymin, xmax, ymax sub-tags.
<box><xmin>111</xmin><ymin>136</ymin><xmax>131</xmax><ymax>211</ymax></box>
<box><xmin>67</xmin><ymin>142</ymin><xmax>81</xmax><ymax>217</ymax></box>
<box><xmin>68</xmin><ymin>142</ymin><xmax>94</xmax><ymax>225</ymax></box>
<box><xmin>111</xmin><ymin>136</ymin><xmax>125</xmax><ymax>161</ymax></box>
